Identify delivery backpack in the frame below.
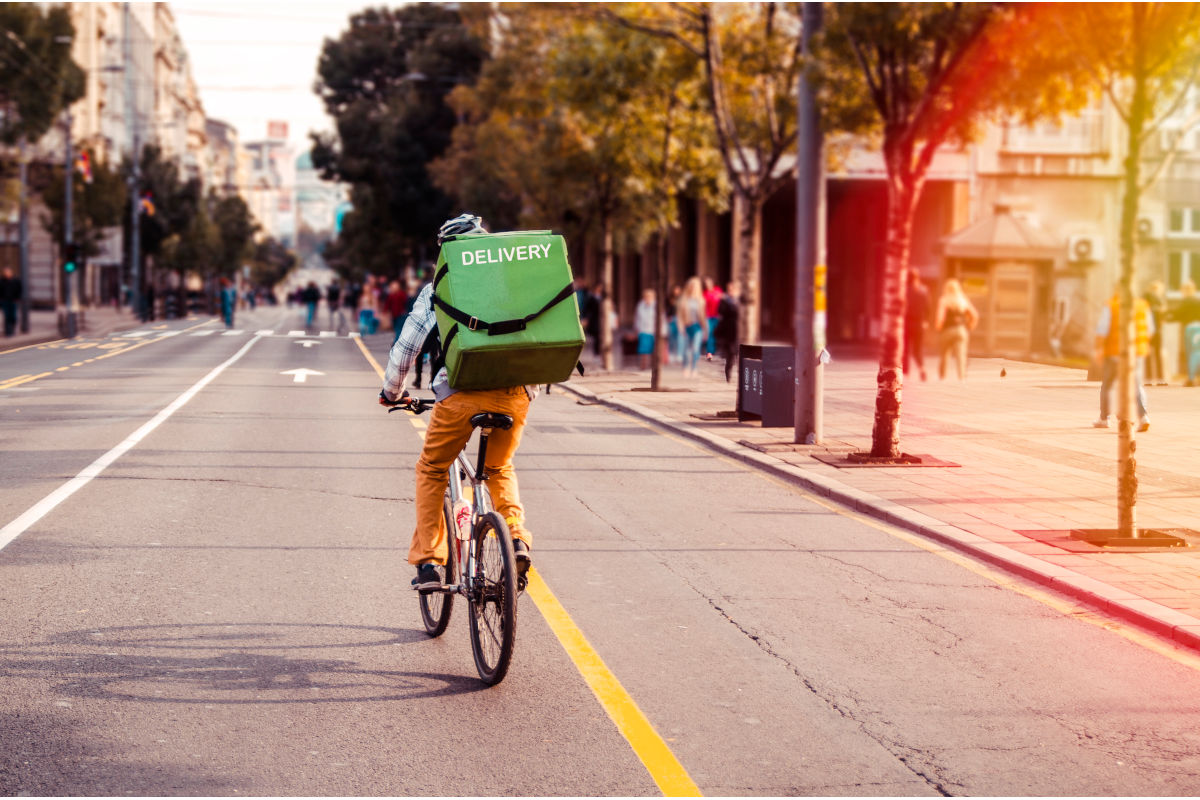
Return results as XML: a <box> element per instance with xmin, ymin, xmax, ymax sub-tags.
<box><xmin>430</xmin><ymin>230</ymin><xmax>585</xmax><ymax>390</ymax></box>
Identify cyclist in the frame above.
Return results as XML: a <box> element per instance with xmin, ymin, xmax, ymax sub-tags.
<box><xmin>379</xmin><ymin>213</ymin><xmax>536</xmax><ymax>591</ymax></box>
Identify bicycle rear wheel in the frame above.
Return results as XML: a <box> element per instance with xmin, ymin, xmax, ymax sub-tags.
<box><xmin>418</xmin><ymin>497</ymin><xmax>457</xmax><ymax>637</ymax></box>
<box><xmin>467</xmin><ymin>511</ymin><xmax>517</xmax><ymax>685</ymax></box>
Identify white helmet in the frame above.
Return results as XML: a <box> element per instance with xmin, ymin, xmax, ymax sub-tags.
<box><xmin>437</xmin><ymin>213</ymin><xmax>486</xmax><ymax>245</ymax></box>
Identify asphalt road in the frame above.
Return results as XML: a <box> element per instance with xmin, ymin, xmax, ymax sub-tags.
<box><xmin>3</xmin><ymin>306</ymin><xmax>1200</xmax><ymax>796</ymax></box>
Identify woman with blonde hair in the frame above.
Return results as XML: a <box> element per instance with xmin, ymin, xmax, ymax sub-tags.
<box><xmin>677</xmin><ymin>277</ymin><xmax>706</xmax><ymax>376</ymax></box>
<box><xmin>935</xmin><ymin>278</ymin><xmax>979</xmax><ymax>380</ymax></box>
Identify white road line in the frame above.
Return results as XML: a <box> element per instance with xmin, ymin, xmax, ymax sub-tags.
<box><xmin>0</xmin><ymin>335</ymin><xmax>263</xmax><ymax>553</ymax></box>
<box><xmin>121</xmin><ymin>331</ymin><xmax>155</xmax><ymax>338</ymax></box>
<box><xmin>287</xmin><ymin>330</ymin><xmax>306</xmax><ymax>337</ymax></box>
<box><xmin>255</xmin><ymin>330</ymin><xmax>275</xmax><ymax>336</ymax></box>
<box><xmin>191</xmin><ymin>330</ymin><xmax>217</xmax><ymax>336</ymax></box>
<box><xmin>221</xmin><ymin>329</ymin><xmax>245</xmax><ymax>336</ymax></box>
<box><xmin>318</xmin><ymin>330</ymin><xmax>336</xmax><ymax>337</ymax></box>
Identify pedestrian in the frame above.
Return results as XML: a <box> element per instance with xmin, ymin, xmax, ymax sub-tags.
<box><xmin>327</xmin><ymin>280</ymin><xmax>342</xmax><ymax>327</ymax></box>
<box><xmin>934</xmin><ymin>278</ymin><xmax>979</xmax><ymax>380</ymax></box>
<box><xmin>344</xmin><ymin>281</ymin><xmax>361</xmax><ymax>317</ymax></box>
<box><xmin>666</xmin><ymin>284</ymin><xmax>683</xmax><ymax>364</ymax></box>
<box><xmin>1169</xmin><ymin>280</ymin><xmax>1200</xmax><ymax>384</ymax></box>
<box><xmin>586</xmin><ymin>282</ymin><xmax>605</xmax><ymax>358</ymax></box>
<box><xmin>904</xmin><ymin>269</ymin><xmax>930</xmax><ymax>381</ymax></box>
<box><xmin>219</xmin><ymin>277</ymin><xmax>236</xmax><ymax>328</ymax></box>
<box><xmin>0</xmin><ymin>266</ymin><xmax>21</xmax><ymax>337</ymax></box>
<box><xmin>302</xmin><ymin>281</ymin><xmax>320</xmax><ymax>329</ymax></box>
<box><xmin>385</xmin><ymin>279</ymin><xmax>409</xmax><ymax>343</ymax></box>
<box><xmin>702</xmin><ymin>276</ymin><xmax>723</xmax><ymax>359</ymax></box>
<box><xmin>677</xmin><ymin>277</ymin><xmax>706</xmax><ymax>376</ymax></box>
<box><xmin>1143</xmin><ymin>280</ymin><xmax>1167</xmax><ymax>385</ymax></box>
<box><xmin>1093</xmin><ymin>285</ymin><xmax>1152</xmax><ymax>431</ymax></box>
<box><xmin>713</xmin><ymin>280</ymin><xmax>741</xmax><ymax>382</ymax></box>
<box><xmin>634</xmin><ymin>288</ymin><xmax>658</xmax><ymax>370</ymax></box>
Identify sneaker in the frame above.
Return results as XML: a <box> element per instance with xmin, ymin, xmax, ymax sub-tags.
<box><xmin>411</xmin><ymin>562</ymin><xmax>442</xmax><ymax>592</ymax></box>
<box><xmin>1092</xmin><ymin>417</ymin><xmax>1111</xmax><ymax>429</ymax></box>
<box><xmin>512</xmin><ymin>538</ymin><xmax>532</xmax><ymax>588</ymax></box>
<box><xmin>1138</xmin><ymin>417</ymin><xmax>1150</xmax><ymax>433</ymax></box>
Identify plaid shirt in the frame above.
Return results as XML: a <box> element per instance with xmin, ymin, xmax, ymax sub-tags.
<box><xmin>381</xmin><ymin>283</ymin><xmax>539</xmax><ymax>402</ymax></box>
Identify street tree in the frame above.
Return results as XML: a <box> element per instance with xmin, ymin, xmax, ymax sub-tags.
<box><xmin>433</xmin><ymin>5</ymin><xmax>724</xmax><ymax>371</ymax></box>
<box><xmin>0</xmin><ymin>3</ymin><xmax>84</xmax><ymax>145</ymax></box>
<box><xmin>249</xmin><ymin>237</ymin><xmax>296</xmax><ymax>290</ymax></box>
<box><xmin>311</xmin><ymin>3</ymin><xmax>487</xmax><ymax>275</ymax></box>
<box><xmin>210</xmin><ymin>193</ymin><xmax>258</xmax><ymax>277</ymax></box>
<box><xmin>39</xmin><ymin>149</ymin><xmax>125</xmax><ymax>267</ymax></box>
<box><xmin>1041</xmin><ymin>2</ymin><xmax>1200</xmax><ymax>537</ymax></box>
<box><xmin>818</xmin><ymin>3</ymin><xmax>1090</xmax><ymax>458</ymax></box>
<box><xmin>601</xmin><ymin>2</ymin><xmax>804</xmax><ymax>347</ymax></box>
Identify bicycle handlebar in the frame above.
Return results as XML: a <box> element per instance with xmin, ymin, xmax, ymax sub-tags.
<box><xmin>382</xmin><ymin>393</ymin><xmax>434</xmax><ymax>415</ymax></box>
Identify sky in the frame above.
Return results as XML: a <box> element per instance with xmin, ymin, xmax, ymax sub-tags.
<box><xmin>171</xmin><ymin>1</ymin><xmax>374</xmax><ymax>149</ymax></box>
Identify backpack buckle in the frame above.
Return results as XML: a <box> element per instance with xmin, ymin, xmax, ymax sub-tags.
<box><xmin>468</xmin><ymin>316</ymin><xmax>480</xmax><ymax>331</ymax></box>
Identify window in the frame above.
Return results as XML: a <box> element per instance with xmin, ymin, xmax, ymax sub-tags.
<box><xmin>1168</xmin><ymin>250</ymin><xmax>1200</xmax><ymax>291</ymax></box>
<box><xmin>1168</xmin><ymin>207</ymin><xmax>1200</xmax><ymax>236</ymax></box>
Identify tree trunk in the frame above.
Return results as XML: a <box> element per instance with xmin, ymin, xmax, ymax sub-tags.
<box><xmin>601</xmin><ymin>220</ymin><xmax>615</xmax><ymax>371</ymax></box>
<box><xmin>733</xmin><ymin>191</ymin><xmax>763</xmax><ymax>345</ymax></box>
<box><xmin>869</xmin><ymin>167</ymin><xmax>919</xmax><ymax>458</ymax></box>
<box><xmin>1117</xmin><ymin>6</ymin><xmax>1148</xmax><ymax>539</ymax></box>
<box><xmin>651</xmin><ymin>228</ymin><xmax>668</xmax><ymax>390</ymax></box>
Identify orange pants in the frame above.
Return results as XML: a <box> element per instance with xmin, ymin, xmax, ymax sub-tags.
<box><xmin>408</xmin><ymin>386</ymin><xmax>532</xmax><ymax>566</ymax></box>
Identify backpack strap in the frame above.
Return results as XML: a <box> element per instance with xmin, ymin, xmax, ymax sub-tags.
<box><xmin>431</xmin><ymin>281</ymin><xmax>575</xmax><ymax>337</ymax></box>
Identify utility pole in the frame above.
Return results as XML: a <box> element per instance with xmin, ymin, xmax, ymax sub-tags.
<box><xmin>18</xmin><ymin>137</ymin><xmax>29</xmax><ymax>334</ymax></box>
<box><xmin>794</xmin><ymin>2</ymin><xmax>826</xmax><ymax>444</ymax></box>
<box><xmin>124</xmin><ymin>2</ymin><xmax>142</xmax><ymax>321</ymax></box>
<box><xmin>63</xmin><ymin>106</ymin><xmax>77</xmax><ymax>338</ymax></box>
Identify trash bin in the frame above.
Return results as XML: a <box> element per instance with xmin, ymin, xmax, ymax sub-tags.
<box><xmin>1186</xmin><ymin>322</ymin><xmax>1200</xmax><ymax>384</ymax></box>
<box><xmin>737</xmin><ymin>344</ymin><xmax>794</xmax><ymax>427</ymax></box>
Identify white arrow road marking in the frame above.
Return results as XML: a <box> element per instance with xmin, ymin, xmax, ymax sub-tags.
<box><xmin>280</xmin><ymin>368</ymin><xmax>324</xmax><ymax>383</ymax></box>
<box><xmin>295</xmin><ymin>340</ymin><xmax>319</xmax><ymax>348</ymax></box>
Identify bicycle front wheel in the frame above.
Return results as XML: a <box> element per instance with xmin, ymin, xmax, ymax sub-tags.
<box><xmin>418</xmin><ymin>497</ymin><xmax>457</xmax><ymax>637</ymax></box>
<box><xmin>467</xmin><ymin>511</ymin><xmax>518</xmax><ymax>685</ymax></box>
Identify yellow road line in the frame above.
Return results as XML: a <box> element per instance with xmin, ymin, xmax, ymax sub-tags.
<box><xmin>354</xmin><ymin>338</ymin><xmax>698</xmax><ymax>794</ymax></box>
<box><xmin>354</xmin><ymin>335</ymin><xmax>386</xmax><ymax>379</ymax></box>
<box><xmin>0</xmin><ymin>338</ymin><xmax>66</xmax><ymax>355</ymax></box>
<box><xmin>0</xmin><ymin>319</ymin><xmax>216</xmax><ymax>388</ymax></box>
<box><xmin>527</xmin><ymin>571</ymin><xmax>702</xmax><ymax>797</ymax></box>
<box><xmin>0</xmin><ymin>372</ymin><xmax>51</xmax><ymax>390</ymax></box>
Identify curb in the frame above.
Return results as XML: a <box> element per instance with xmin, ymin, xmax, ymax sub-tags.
<box><xmin>557</xmin><ymin>379</ymin><xmax>1200</xmax><ymax>654</ymax></box>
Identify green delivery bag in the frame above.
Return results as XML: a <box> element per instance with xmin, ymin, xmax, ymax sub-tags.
<box><xmin>432</xmin><ymin>230</ymin><xmax>584</xmax><ymax>390</ymax></box>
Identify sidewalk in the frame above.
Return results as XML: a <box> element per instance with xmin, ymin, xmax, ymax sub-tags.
<box><xmin>0</xmin><ymin>306</ymin><xmax>145</xmax><ymax>352</ymax></box>
<box><xmin>558</xmin><ymin>349</ymin><xmax>1200</xmax><ymax>652</ymax></box>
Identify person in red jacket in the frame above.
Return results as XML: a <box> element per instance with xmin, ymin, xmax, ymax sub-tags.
<box><xmin>385</xmin><ymin>279</ymin><xmax>409</xmax><ymax>344</ymax></box>
<box><xmin>702</xmin><ymin>277</ymin><xmax>723</xmax><ymax>359</ymax></box>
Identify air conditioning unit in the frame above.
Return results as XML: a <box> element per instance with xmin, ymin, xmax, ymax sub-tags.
<box><xmin>1137</xmin><ymin>216</ymin><xmax>1160</xmax><ymax>239</ymax></box>
<box><xmin>1068</xmin><ymin>234</ymin><xmax>1103</xmax><ymax>263</ymax></box>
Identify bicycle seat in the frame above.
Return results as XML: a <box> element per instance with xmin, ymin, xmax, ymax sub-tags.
<box><xmin>469</xmin><ymin>412</ymin><xmax>513</xmax><ymax>431</ymax></box>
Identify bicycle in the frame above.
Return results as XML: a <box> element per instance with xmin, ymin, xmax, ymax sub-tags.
<box><xmin>387</xmin><ymin>396</ymin><xmax>522</xmax><ymax>685</ymax></box>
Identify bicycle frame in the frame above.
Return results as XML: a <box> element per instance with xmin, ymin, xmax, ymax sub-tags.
<box><xmin>443</xmin><ymin>436</ymin><xmax>495</xmax><ymax>596</ymax></box>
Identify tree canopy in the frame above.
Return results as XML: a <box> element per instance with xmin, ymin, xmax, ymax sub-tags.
<box><xmin>0</xmin><ymin>3</ymin><xmax>84</xmax><ymax>146</ymax></box>
<box><xmin>311</xmin><ymin>3</ymin><xmax>487</xmax><ymax>275</ymax></box>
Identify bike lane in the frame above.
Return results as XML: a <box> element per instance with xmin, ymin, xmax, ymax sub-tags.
<box><xmin>0</xmin><ymin>330</ymin><xmax>664</xmax><ymax>796</ymax></box>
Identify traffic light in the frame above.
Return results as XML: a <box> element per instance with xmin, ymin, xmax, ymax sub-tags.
<box><xmin>63</xmin><ymin>243</ymin><xmax>78</xmax><ymax>274</ymax></box>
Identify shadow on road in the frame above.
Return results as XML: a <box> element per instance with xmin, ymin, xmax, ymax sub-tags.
<box><xmin>0</xmin><ymin>622</ymin><xmax>489</xmax><ymax>705</ymax></box>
